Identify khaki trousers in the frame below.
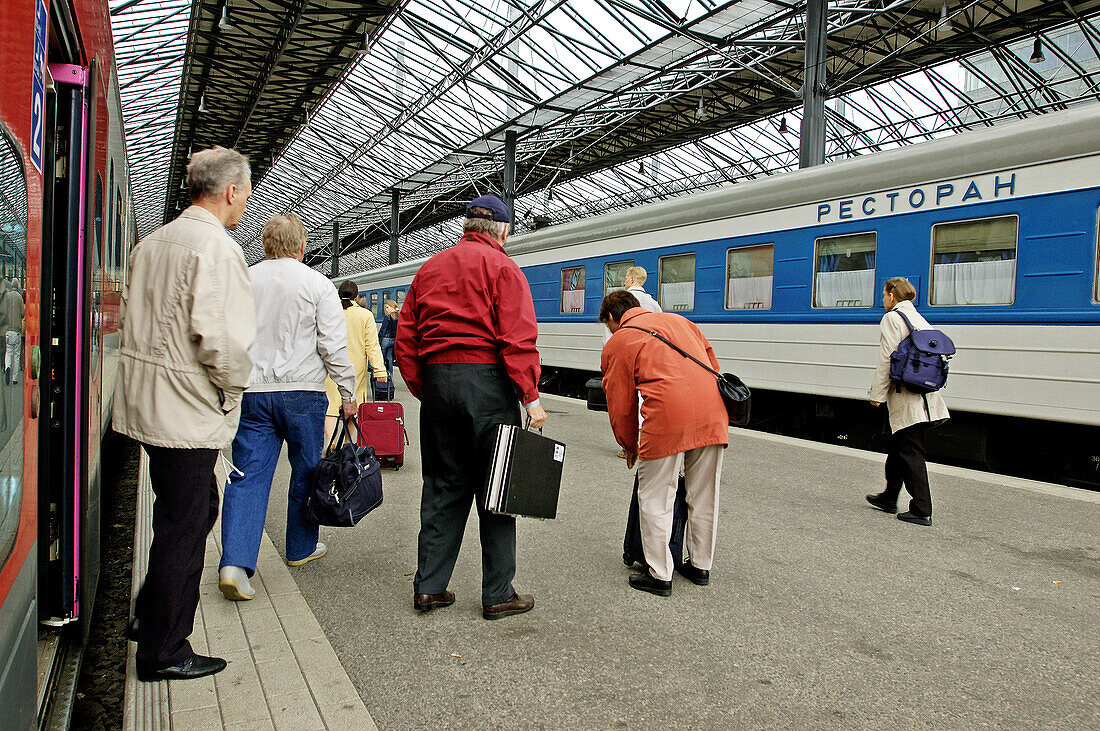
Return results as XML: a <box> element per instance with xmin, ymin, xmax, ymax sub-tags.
<box><xmin>636</xmin><ymin>444</ymin><xmax>724</xmax><ymax>581</ymax></box>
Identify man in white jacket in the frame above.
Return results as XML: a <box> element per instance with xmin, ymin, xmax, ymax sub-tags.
<box><xmin>604</xmin><ymin>266</ymin><xmax>661</xmax><ymax>458</ymax></box>
<box><xmin>218</xmin><ymin>213</ymin><xmax>357</xmax><ymax>600</ymax></box>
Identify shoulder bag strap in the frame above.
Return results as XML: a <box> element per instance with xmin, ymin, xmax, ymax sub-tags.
<box><xmin>892</xmin><ymin>308</ymin><xmax>916</xmax><ymax>334</ymax></box>
<box><xmin>621</xmin><ymin>325</ymin><xmax>721</xmax><ymax>379</ymax></box>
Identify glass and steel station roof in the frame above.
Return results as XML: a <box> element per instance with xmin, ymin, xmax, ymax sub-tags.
<box><xmin>110</xmin><ymin>0</ymin><xmax>1100</xmax><ymax>276</ymax></box>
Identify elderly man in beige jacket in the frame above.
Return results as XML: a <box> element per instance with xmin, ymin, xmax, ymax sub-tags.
<box><xmin>113</xmin><ymin>146</ymin><xmax>256</xmax><ymax>682</ymax></box>
<box><xmin>866</xmin><ymin>277</ymin><xmax>949</xmax><ymax>527</ymax></box>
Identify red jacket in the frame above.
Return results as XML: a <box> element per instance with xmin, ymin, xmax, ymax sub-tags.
<box><xmin>601</xmin><ymin>308</ymin><xmax>729</xmax><ymax>460</ymax></box>
<box><xmin>395</xmin><ymin>232</ymin><xmax>541</xmax><ymax>404</ymax></box>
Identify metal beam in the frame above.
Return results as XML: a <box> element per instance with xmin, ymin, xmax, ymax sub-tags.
<box><xmin>503</xmin><ymin>129</ymin><xmax>517</xmax><ymax>222</ymax></box>
<box><xmin>799</xmin><ymin>0</ymin><xmax>827</xmax><ymax>168</ymax></box>
<box><xmin>389</xmin><ymin>189</ymin><xmax>399</xmax><ymax>266</ymax></box>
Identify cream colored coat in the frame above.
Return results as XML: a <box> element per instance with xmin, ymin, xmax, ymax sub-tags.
<box><xmin>112</xmin><ymin>206</ymin><xmax>256</xmax><ymax>449</ymax></box>
<box><xmin>325</xmin><ymin>302</ymin><xmax>385</xmax><ymax>416</ymax></box>
<box><xmin>869</xmin><ymin>299</ymin><xmax>950</xmax><ymax>434</ymax></box>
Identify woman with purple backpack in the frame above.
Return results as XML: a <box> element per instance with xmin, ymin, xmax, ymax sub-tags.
<box><xmin>865</xmin><ymin>277</ymin><xmax>950</xmax><ymax>526</ymax></box>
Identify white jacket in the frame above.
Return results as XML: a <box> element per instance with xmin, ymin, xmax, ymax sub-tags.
<box><xmin>869</xmin><ymin>299</ymin><xmax>950</xmax><ymax>434</ymax></box>
<box><xmin>604</xmin><ymin>285</ymin><xmax>662</xmax><ymax>343</ymax></box>
<box><xmin>246</xmin><ymin>257</ymin><xmax>356</xmax><ymax>400</ymax></box>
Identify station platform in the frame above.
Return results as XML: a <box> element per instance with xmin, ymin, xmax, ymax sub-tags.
<box><xmin>125</xmin><ymin>385</ymin><xmax>1100</xmax><ymax>729</ymax></box>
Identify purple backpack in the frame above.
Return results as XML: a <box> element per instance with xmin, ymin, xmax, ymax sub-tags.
<box><xmin>888</xmin><ymin>310</ymin><xmax>955</xmax><ymax>394</ymax></box>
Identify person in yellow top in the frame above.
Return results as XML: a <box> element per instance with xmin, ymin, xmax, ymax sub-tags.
<box><xmin>325</xmin><ymin>280</ymin><xmax>387</xmax><ymax>444</ymax></box>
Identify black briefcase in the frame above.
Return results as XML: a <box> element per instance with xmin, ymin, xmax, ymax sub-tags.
<box><xmin>306</xmin><ymin>416</ymin><xmax>383</xmax><ymax>527</ymax></box>
<box><xmin>483</xmin><ymin>422</ymin><xmax>565</xmax><ymax>519</ymax></box>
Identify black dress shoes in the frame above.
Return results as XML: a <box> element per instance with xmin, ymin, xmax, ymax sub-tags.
<box><xmin>629</xmin><ymin>572</ymin><xmax>672</xmax><ymax>597</ymax></box>
<box><xmin>866</xmin><ymin>492</ymin><xmax>898</xmax><ymax>514</ymax></box>
<box><xmin>414</xmin><ymin>590</ymin><xmax>456</xmax><ymax>612</ymax></box>
<box><xmin>137</xmin><ymin>654</ymin><xmax>227</xmax><ymax>682</ymax></box>
<box><xmin>676</xmin><ymin>562</ymin><xmax>710</xmax><ymax>586</ymax></box>
<box><xmin>897</xmin><ymin>511</ymin><xmax>932</xmax><ymax>526</ymax></box>
<box><xmin>483</xmin><ymin>592</ymin><xmax>535</xmax><ymax>620</ymax></box>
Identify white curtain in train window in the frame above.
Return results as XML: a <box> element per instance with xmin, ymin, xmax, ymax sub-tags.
<box><xmin>560</xmin><ymin>266</ymin><xmax>585</xmax><ymax>313</ymax></box>
<box><xmin>813</xmin><ymin>233</ymin><xmax>876</xmax><ymax>307</ymax></box>
<box><xmin>931</xmin><ymin>216</ymin><xmax>1017</xmax><ymax>305</ymax></box>
<box><xmin>660</xmin><ymin>253</ymin><xmax>695</xmax><ymax>311</ymax></box>
<box><xmin>932</xmin><ymin>260</ymin><xmax>1016</xmax><ymax>304</ymax></box>
<box><xmin>726</xmin><ymin>245</ymin><xmax>774</xmax><ymax>309</ymax></box>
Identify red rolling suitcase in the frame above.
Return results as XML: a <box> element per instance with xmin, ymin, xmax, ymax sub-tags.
<box><xmin>357</xmin><ymin>392</ymin><xmax>408</xmax><ymax>470</ymax></box>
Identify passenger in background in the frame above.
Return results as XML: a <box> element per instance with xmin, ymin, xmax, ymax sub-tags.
<box><xmin>378</xmin><ymin>299</ymin><xmax>398</xmax><ymax>382</ymax></box>
<box><xmin>866</xmin><ymin>277</ymin><xmax>950</xmax><ymax>526</ymax></box>
<box><xmin>604</xmin><ymin>266</ymin><xmax>661</xmax><ymax>459</ymax></box>
<box><xmin>324</xmin><ymin>281</ymin><xmax>386</xmax><ymax>446</ymax></box>
<box><xmin>113</xmin><ymin>146</ymin><xmax>255</xmax><ymax>682</ymax></box>
<box><xmin>219</xmin><ymin>213</ymin><xmax>357</xmax><ymax>601</ymax></box>
<box><xmin>0</xmin><ymin>278</ymin><xmax>23</xmax><ymax>384</ymax></box>
<box><xmin>600</xmin><ymin>290</ymin><xmax>728</xmax><ymax>597</ymax></box>
<box><xmin>396</xmin><ymin>194</ymin><xmax>546</xmax><ymax>620</ymax></box>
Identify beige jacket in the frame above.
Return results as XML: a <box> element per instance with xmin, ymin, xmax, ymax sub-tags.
<box><xmin>112</xmin><ymin>206</ymin><xmax>256</xmax><ymax>449</ymax></box>
<box><xmin>869</xmin><ymin>299</ymin><xmax>950</xmax><ymax>434</ymax></box>
<box><xmin>325</xmin><ymin>302</ymin><xmax>385</xmax><ymax>416</ymax></box>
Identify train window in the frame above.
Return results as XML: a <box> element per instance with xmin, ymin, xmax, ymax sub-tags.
<box><xmin>0</xmin><ymin>128</ymin><xmax>25</xmax><ymax>570</ymax></box>
<box><xmin>396</xmin><ymin>289</ymin><xmax>405</xmax><ymax>307</ymax></box>
<box><xmin>1095</xmin><ymin>208</ymin><xmax>1100</xmax><ymax>303</ymax></box>
<box><xmin>726</xmin><ymin>245</ymin><xmax>774</xmax><ymax>310</ymax></box>
<box><xmin>659</xmin><ymin>254</ymin><xmax>696</xmax><ymax>311</ymax></box>
<box><xmin>382</xmin><ymin>291</ymin><xmax>391</xmax><ymax>314</ymax></box>
<box><xmin>813</xmin><ymin>232</ymin><xmax>877</xmax><ymax>308</ymax></box>
<box><xmin>560</xmin><ymin>266</ymin><xmax>585</xmax><ymax>314</ymax></box>
<box><xmin>930</xmin><ymin>215</ymin><xmax>1017</xmax><ymax>305</ymax></box>
<box><xmin>604</xmin><ymin>260</ymin><xmax>634</xmax><ymax>295</ymax></box>
<box><xmin>370</xmin><ymin>292</ymin><xmax>379</xmax><ymax>316</ymax></box>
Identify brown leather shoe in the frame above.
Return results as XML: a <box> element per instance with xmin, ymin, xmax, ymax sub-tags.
<box><xmin>413</xmin><ymin>590</ymin><xmax>455</xmax><ymax>612</ymax></box>
<box><xmin>483</xmin><ymin>592</ymin><xmax>534</xmax><ymax>620</ymax></box>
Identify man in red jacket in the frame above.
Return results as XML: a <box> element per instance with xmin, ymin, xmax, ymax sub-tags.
<box><xmin>396</xmin><ymin>194</ymin><xmax>547</xmax><ymax>620</ymax></box>
<box><xmin>600</xmin><ymin>290</ymin><xmax>729</xmax><ymax>596</ymax></box>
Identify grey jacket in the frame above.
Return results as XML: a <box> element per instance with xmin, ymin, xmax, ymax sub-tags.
<box><xmin>112</xmin><ymin>206</ymin><xmax>256</xmax><ymax>449</ymax></box>
<box><xmin>869</xmin><ymin>299</ymin><xmax>950</xmax><ymax>433</ymax></box>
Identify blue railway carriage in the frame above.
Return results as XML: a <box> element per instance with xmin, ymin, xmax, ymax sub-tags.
<box><xmin>340</xmin><ymin>104</ymin><xmax>1100</xmax><ymax>485</ymax></box>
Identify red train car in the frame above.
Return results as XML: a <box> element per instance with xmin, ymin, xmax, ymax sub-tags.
<box><xmin>0</xmin><ymin>0</ymin><xmax>133</xmax><ymax>725</ymax></box>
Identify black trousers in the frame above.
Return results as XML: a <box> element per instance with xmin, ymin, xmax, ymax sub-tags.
<box><xmin>883</xmin><ymin>423</ymin><xmax>932</xmax><ymax>517</ymax></box>
<box><xmin>135</xmin><ymin>445</ymin><xmax>219</xmax><ymax>672</ymax></box>
<box><xmin>415</xmin><ymin>363</ymin><xmax>521</xmax><ymax>606</ymax></box>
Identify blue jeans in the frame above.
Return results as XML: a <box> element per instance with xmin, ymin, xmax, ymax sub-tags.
<box><xmin>380</xmin><ymin>337</ymin><xmax>395</xmax><ymax>380</ymax></box>
<box><xmin>221</xmin><ymin>390</ymin><xmax>327</xmax><ymax>573</ymax></box>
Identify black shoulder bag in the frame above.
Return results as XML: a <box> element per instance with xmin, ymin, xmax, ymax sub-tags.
<box><xmin>622</xmin><ymin>325</ymin><xmax>752</xmax><ymax>427</ymax></box>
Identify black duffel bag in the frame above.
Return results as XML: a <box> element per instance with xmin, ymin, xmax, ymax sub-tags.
<box><xmin>306</xmin><ymin>415</ymin><xmax>383</xmax><ymax>527</ymax></box>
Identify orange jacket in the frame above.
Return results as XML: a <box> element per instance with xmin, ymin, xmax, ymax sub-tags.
<box><xmin>601</xmin><ymin>308</ymin><xmax>729</xmax><ymax>460</ymax></box>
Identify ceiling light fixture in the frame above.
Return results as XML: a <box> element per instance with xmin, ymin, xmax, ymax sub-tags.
<box><xmin>357</xmin><ymin>25</ymin><xmax>371</xmax><ymax>55</ymax></box>
<box><xmin>939</xmin><ymin>3</ymin><xmax>952</xmax><ymax>34</ymax></box>
<box><xmin>638</xmin><ymin>161</ymin><xmax>645</xmax><ymax>175</ymax></box>
<box><xmin>696</xmin><ymin>94</ymin><xmax>705</xmax><ymax>119</ymax></box>
<box><xmin>219</xmin><ymin>3</ymin><xmax>232</xmax><ymax>30</ymax></box>
<box><xmin>1030</xmin><ymin>36</ymin><xmax>1045</xmax><ymax>64</ymax></box>
<box><xmin>198</xmin><ymin>93</ymin><xmax>207</xmax><ymax>113</ymax></box>
<box><xmin>778</xmin><ymin>116</ymin><xmax>788</xmax><ymax>133</ymax></box>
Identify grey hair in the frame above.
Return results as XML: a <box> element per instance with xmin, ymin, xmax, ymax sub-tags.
<box><xmin>187</xmin><ymin>146</ymin><xmax>250</xmax><ymax>200</ymax></box>
<box><xmin>624</xmin><ymin>266</ymin><xmax>648</xmax><ymax>285</ymax></box>
<box><xmin>463</xmin><ymin>211</ymin><xmax>508</xmax><ymax>241</ymax></box>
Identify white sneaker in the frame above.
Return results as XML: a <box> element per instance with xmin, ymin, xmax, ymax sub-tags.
<box><xmin>286</xmin><ymin>542</ymin><xmax>327</xmax><ymax>567</ymax></box>
<box><xmin>218</xmin><ymin>565</ymin><xmax>255</xmax><ymax>601</ymax></box>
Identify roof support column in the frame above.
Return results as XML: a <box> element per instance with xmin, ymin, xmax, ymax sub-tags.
<box><xmin>330</xmin><ymin>221</ymin><xmax>339</xmax><ymax>278</ymax></box>
<box><xmin>503</xmin><ymin>129</ymin><xmax>517</xmax><ymax>222</ymax></box>
<box><xmin>799</xmin><ymin>0</ymin><xmax>827</xmax><ymax>168</ymax></box>
<box><xmin>389</xmin><ymin>189</ymin><xmax>399</xmax><ymax>266</ymax></box>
